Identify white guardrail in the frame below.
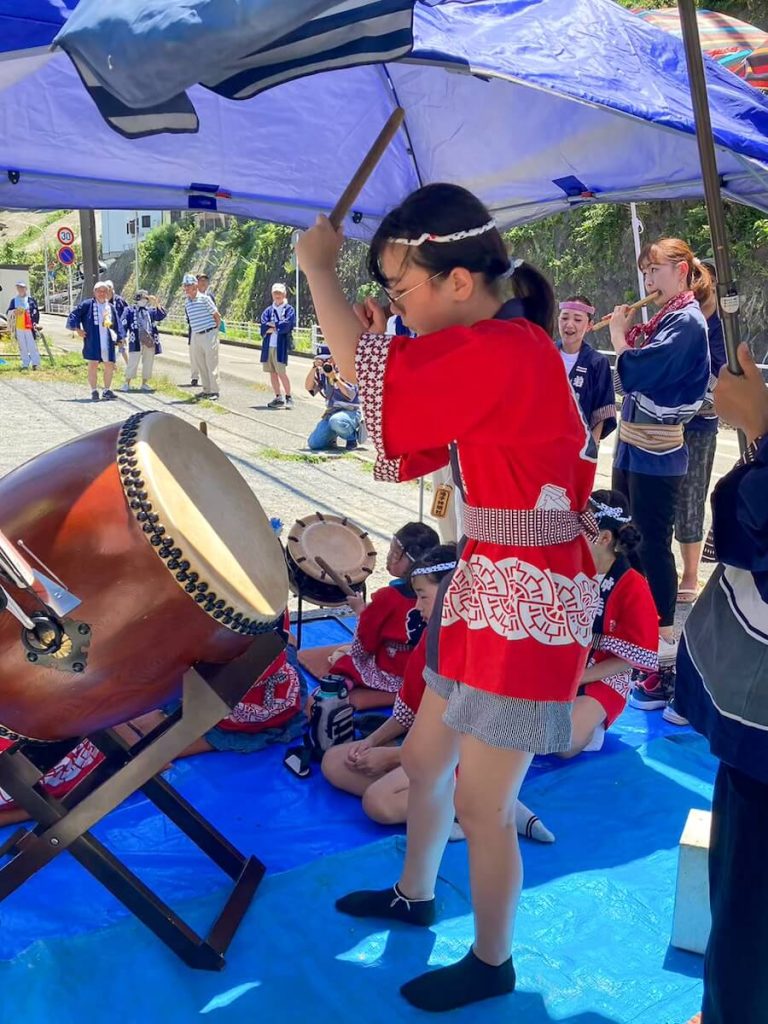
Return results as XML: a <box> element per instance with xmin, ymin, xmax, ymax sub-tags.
<box><xmin>39</xmin><ymin>307</ymin><xmax>768</xmax><ymax>373</ymax></box>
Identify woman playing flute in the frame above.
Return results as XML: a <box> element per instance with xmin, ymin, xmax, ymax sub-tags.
<box><xmin>608</xmin><ymin>237</ymin><xmax>711</xmax><ymax>714</ymax></box>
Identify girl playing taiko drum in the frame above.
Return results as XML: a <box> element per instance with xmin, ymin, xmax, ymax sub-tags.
<box><xmin>297</xmin><ymin>182</ymin><xmax>599</xmax><ymax>1013</ymax></box>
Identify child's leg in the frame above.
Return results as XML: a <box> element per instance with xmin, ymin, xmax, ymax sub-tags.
<box><xmin>297</xmin><ymin>643</ymin><xmax>341</xmax><ymax>678</ymax></box>
<box><xmin>362</xmin><ymin>766</ymin><xmax>410</xmax><ymax>824</ymax></box>
<box><xmin>322</xmin><ymin>742</ymin><xmax>379</xmax><ymax>797</ymax></box>
<box><xmin>398</xmin><ymin>687</ymin><xmax>461</xmax><ymax>898</ymax></box>
<box><xmin>335</xmin><ymin>687</ymin><xmax>459</xmax><ymax>925</ymax></box>
<box><xmin>454</xmin><ymin>736</ymin><xmax>532</xmax><ymax>965</ymax></box>
<box><xmin>349</xmin><ymin>688</ymin><xmax>396</xmax><ymax>711</ymax></box>
<box><xmin>399</xmin><ymin>736</ymin><xmax>531</xmax><ymax>1012</ymax></box>
<box><xmin>557</xmin><ymin>694</ymin><xmax>608</xmax><ymax>759</ymax></box>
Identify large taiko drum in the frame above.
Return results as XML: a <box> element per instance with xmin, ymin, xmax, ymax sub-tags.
<box><xmin>0</xmin><ymin>411</ymin><xmax>288</xmax><ymax>742</ymax></box>
<box><xmin>286</xmin><ymin>512</ymin><xmax>376</xmax><ymax>607</ymax></box>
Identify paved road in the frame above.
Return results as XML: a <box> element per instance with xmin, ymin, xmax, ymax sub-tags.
<box><xmin>3</xmin><ymin>314</ymin><xmax>731</xmax><ymax>604</ymax></box>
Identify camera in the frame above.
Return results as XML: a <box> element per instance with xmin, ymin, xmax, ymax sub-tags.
<box><xmin>322</xmin><ymin>361</ymin><xmax>334</xmax><ymax>375</ymax></box>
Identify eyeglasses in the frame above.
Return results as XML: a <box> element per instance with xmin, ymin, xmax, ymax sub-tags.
<box><xmin>384</xmin><ymin>271</ymin><xmax>444</xmax><ymax>308</ymax></box>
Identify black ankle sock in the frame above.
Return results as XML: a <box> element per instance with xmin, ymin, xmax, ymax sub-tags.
<box><xmin>400</xmin><ymin>948</ymin><xmax>516</xmax><ymax>1012</ymax></box>
<box><xmin>335</xmin><ymin>883</ymin><xmax>435</xmax><ymax>926</ymax></box>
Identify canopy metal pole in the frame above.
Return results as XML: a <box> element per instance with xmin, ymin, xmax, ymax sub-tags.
<box><xmin>677</xmin><ymin>0</ymin><xmax>742</xmax><ymax>376</ymax></box>
<box><xmin>629</xmin><ymin>203</ymin><xmax>649</xmax><ymax>323</ymax></box>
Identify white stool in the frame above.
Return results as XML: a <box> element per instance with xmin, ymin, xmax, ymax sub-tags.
<box><xmin>671</xmin><ymin>808</ymin><xmax>712</xmax><ymax>955</ymax></box>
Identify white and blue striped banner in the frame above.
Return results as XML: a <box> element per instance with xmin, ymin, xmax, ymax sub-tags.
<box><xmin>55</xmin><ymin>0</ymin><xmax>425</xmax><ymax>138</ymax></box>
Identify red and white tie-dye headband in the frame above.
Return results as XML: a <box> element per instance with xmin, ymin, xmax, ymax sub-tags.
<box><xmin>559</xmin><ymin>300</ymin><xmax>595</xmax><ymax>316</ymax></box>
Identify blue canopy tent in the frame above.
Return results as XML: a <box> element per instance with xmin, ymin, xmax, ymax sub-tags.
<box><xmin>0</xmin><ymin>0</ymin><xmax>767</xmax><ymax>239</ymax></box>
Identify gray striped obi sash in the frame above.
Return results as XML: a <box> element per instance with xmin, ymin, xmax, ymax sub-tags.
<box><xmin>463</xmin><ymin>505</ymin><xmax>598</xmax><ymax>547</ymax></box>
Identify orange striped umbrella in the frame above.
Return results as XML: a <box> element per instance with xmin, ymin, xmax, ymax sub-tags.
<box><xmin>634</xmin><ymin>8</ymin><xmax>768</xmax><ymax>83</ymax></box>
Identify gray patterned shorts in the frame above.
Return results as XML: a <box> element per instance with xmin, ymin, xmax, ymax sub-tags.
<box><xmin>675</xmin><ymin>428</ymin><xmax>718</xmax><ymax>544</ymax></box>
<box><xmin>423</xmin><ymin>666</ymin><xmax>573</xmax><ymax>755</ymax></box>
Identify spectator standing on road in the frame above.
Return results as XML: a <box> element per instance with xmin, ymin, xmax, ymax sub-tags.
<box><xmin>305</xmin><ymin>344</ymin><xmax>361</xmax><ymax>450</ymax></box>
<box><xmin>105</xmin><ymin>280</ymin><xmax>129</xmax><ymax>365</ymax></box>
<box><xmin>196</xmin><ymin>273</ymin><xmax>216</xmax><ymax>305</ymax></box>
<box><xmin>260</xmin><ymin>282</ymin><xmax>295</xmax><ymax>409</ymax></box>
<box><xmin>7</xmin><ymin>281</ymin><xmax>41</xmax><ymax>371</ymax></box>
<box><xmin>120</xmin><ymin>290</ymin><xmax>166</xmax><ymax>393</ymax></box>
<box><xmin>66</xmin><ymin>280</ymin><xmax>123</xmax><ymax>401</ymax></box>
<box><xmin>184</xmin><ymin>274</ymin><xmax>214</xmax><ymax>388</ymax></box>
<box><xmin>182</xmin><ymin>272</ymin><xmax>221</xmax><ymax>400</ymax></box>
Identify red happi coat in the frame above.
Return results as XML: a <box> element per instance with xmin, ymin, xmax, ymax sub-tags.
<box><xmin>356</xmin><ymin>317</ymin><xmax>599</xmax><ymax>703</ymax></box>
<box><xmin>392</xmin><ymin>630</ymin><xmax>428</xmax><ymax>729</ymax></box>
<box><xmin>333</xmin><ymin>580</ymin><xmax>418</xmax><ymax>692</ymax></box>
<box><xmin>590</xmin><ymin>561</ymin><xmax>659</xmax><ymax>702</ymax></box>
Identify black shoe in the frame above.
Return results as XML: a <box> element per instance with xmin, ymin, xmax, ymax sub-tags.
<box><xmin>267</xmin><ymin>396</ymin><xmax>285</xmax><ymax>409</ymax></box>
<box><xmin>102</xmin><ymin>389</ymin><xmax>117</xmax><ymax>401</ymax></box>
<box><xmin>31</xmin><ymin>365</ymin><xmax>38</xmax><ymax>372</ymax></box>
<box><xmin>345</xmin><ymin>439</ymin><xmax>359</xmax><ymax>451</ymax></box>
<box><xmin>191</xmin><ymin>378</ymin><xmax>199</xmax><ymax>386</ymax></box>
<box><xmin>91</xmin><ymin>390</ymin><xmax>100</xmax><ymax>402</ymax></box>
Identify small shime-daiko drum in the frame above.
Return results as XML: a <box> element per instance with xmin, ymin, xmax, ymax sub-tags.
<box><xmin>286</xmin><ymin>512</ymin><xmax>376</xmax><ymax>607</ymax></box>
<box><xmin>0</xmin><ymin>411</ymin><xmax>289</xmax><ymax>743</ymax></box>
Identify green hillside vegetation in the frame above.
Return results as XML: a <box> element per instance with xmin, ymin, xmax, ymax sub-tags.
<box><xmin>3</xmin><ymin>1</ymin><xmax>768</xmax><ymax>359</ymax></box>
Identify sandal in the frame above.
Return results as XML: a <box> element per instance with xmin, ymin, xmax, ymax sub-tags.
<box><xmin>677</xmin><ymin>588</ymin><xmax>699</xmax><ymax>604</ymax></box>
<box><xmin>284</xmin><ymin>744</ymin><xmax>312</xmax><ymax>779</ymax></box>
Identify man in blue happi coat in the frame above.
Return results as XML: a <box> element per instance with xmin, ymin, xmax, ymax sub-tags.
<box><xmin>260</xmin><ymin>283</ymin><xmax>295</xmax><ymax>409</ymax></box>
<box><xmin>67</xmin><ymin>280</ymin><xmax>125</xmax><ymax>401</ymax></box>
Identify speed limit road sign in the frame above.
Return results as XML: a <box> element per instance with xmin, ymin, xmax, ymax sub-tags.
<box><xmin>56</xmin><ymin>226</ymin><xmax>75</xmax><ymax>246</ymax></box>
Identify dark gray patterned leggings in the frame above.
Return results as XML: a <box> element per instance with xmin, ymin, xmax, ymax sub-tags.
<box><xmin>675</xmin><ymin>428</ymin><xmax>718</xmax><ymax>544</ymax></box>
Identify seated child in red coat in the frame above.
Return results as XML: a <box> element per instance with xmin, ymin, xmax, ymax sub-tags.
<box><xmin>321</xmin><ymin>546</ymin><xmax>554</xmax><ymax>842</ymax></box>
<box><xmin>321</xmin><ymin>545</ymin><xmax>455</xmax><ymax>820</ymax></box>
<box><xmin>299</xmin><ymin>521</ymin><xmax>439</xmax><ymax>710</ymax></box>
<box><xmin>558</xmin><ymin>489</ymin><xmax>659</xmax><ymax>757</ymax></box>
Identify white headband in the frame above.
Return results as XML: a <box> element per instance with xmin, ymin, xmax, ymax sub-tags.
<box><xmin>388</xmin><ymin>219</ymin><xmax>497</xmax><ymax>247</ymax></box>
<box><xmin>412</xmin><ymin>561</ymin><xmax>457</xmax><ymax>577</ymax></box>
<box><xmin>590</xmin><ymin>500</ymin><xmax>631</xmax><ymax>524</ymax></box>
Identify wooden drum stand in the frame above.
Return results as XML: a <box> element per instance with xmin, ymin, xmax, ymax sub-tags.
<box><xmin>0</xmin><ymin>633</ymin><xmax>282</xmax><ymax>970</ymax></box>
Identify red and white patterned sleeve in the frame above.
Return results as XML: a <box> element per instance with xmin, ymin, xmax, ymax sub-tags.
<box><xmin>595</xmin><ymin>571</ymin><xmax>659</xmax><ymax>672</ymax></box>
<box><xmin>355</xmin><ymin>320</ymin><xmax>568</xmax><ymax>480</ymax></box>
<box><xmin>354</xmin><ymin>333</ymin><xmax>448</xmax><ymax>482</ymax></box>
<box><xmin>392</xmin><ymin>634</ymin><xmax>427</xmax><ymax>730</ymax></box>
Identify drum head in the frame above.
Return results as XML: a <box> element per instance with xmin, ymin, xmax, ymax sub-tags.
<box><xmin>121</xmin><ymin>412</ymin><xmax>288</xmax><ymax>625</ymax></box>
<box><xmin>287</xmin><ymin>513</ymin><xmax>376</xmax><ymax>587</ymax></box>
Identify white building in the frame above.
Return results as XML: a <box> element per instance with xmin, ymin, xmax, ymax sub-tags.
<box><xmin>100</xmin><ymin>210</ymin><xmax>167</xmax><ymax>260</ymax></box>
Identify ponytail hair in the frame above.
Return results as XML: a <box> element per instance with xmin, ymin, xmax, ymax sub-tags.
<box><xmin>638</xmin><ymin>237</ymin><xmax>714</xmax><ymax>305</ymax></box>
<box><xmin>589</xmin><ymin>489</ymin><xmax>643</xmax><ymax>563</ymax></box>
<box><xmin>409</xmin><ymin>543</ymin><xmax>458</xmax><ymax>586</ymax></box>
<box><xmin>510</xmin><ymin>262</ymin><xmax>556</xmax><ymax>337</ymax></box>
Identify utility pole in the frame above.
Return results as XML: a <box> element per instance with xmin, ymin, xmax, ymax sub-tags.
<box><xmin>78</xmin><ymin>210</ymin><xmax>99</xmax><ymax>299</ymax></box>
<box><xmin>134</xmin><ymin>210</ymin><xmax>140</xmax><ymax>291</ymax></box>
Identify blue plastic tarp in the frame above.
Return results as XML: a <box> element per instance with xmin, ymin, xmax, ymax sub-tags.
<box><xmin>0</xmin><ymin>0</ymin><xmax>768</xmax><ymax>235</ymax></box>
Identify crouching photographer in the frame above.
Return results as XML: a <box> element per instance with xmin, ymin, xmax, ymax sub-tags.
<box><xmin>305</xmin><ymin>344</ymin><xmax>362</xmax><ymax>451</ymax></box>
